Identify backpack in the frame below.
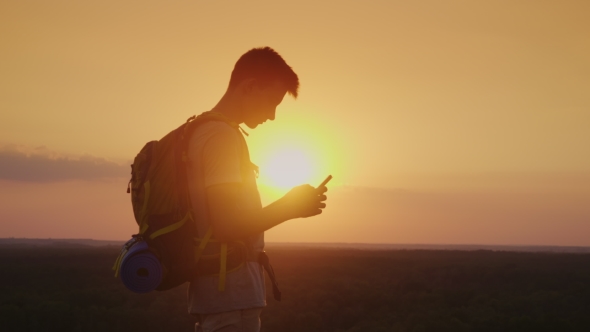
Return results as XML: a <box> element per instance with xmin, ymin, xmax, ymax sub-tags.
<box><xmin>112</xmin><ymin>111</ymin><xmax>282</xmax><ymax>300</ymax></box>
<box><xmin>112</xmin><ymin>111</ymin><xmax>250</xmax><ymax>291</ymax></box>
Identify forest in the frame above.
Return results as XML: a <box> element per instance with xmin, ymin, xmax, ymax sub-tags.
<box><xmin>1</xmin><ymin>243</ymin><xmax>589</xmax><ymax>331</ymax></box>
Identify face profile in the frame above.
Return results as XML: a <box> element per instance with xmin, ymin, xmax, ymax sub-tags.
<box><xmin>240</xmin><ymin>80</ymin><xmax>287</xmax><ymax>129</ymax></box>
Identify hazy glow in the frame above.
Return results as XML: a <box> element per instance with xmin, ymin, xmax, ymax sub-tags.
<box><xmin>0</xmin><ymin>1</ymin><xmax>589</xmax><ymax>245</ymax></box>
<box><xmin>259</xmin><ymin>147</ymin><xmax>314</xmax><ymax>190</ymax></box>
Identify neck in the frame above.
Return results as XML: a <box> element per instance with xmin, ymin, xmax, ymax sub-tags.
<box><xmin>210</xmin><ymin>90</ymin><xmax>243</xmax><ymax>124</ymax></box>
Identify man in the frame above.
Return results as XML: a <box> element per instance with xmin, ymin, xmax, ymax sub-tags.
<box><xmin>186</xmin><ymin>47</ymin><xmax>328</xmax><ymax>332</ymax></box>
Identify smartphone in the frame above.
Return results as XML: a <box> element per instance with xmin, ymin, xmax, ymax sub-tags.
<box><xmin>317</xmin><ymin>175</ymin><xmax>333</xmax><ymax>189</ymax></box>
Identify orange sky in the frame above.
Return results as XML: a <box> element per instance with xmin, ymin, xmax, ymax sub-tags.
<box><xmin>1</xmin><ymin>1</ymin><xmax>589</xmax><ymax>245</ymax></box>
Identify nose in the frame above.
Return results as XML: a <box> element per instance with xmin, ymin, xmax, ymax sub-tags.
<box><xmin>268</xmin><ymin>108</ymin><xmax>276</xmax><ymax>121</ymax></box>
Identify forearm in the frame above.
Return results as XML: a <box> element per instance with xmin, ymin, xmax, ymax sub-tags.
<box><xmin>212</xmin><ymin>197</ymin><xmax>296</xmax><ymax>242</ymax></box>
<box><xmin>207</xmin><ymin>183</ymin><xmax>326</xmax><ymax>242</ymax></box>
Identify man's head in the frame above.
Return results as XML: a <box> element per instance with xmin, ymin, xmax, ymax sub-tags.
<box><xmin>227</xmin><ymin>47</ymin><xmax>299</xmax><ymax>129</ymax></box>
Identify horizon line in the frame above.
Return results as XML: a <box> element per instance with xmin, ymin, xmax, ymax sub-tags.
<box><xmin>1</xmin><ymin>237</ymin><xmax>590</xmax><ymax>250</ymax></box>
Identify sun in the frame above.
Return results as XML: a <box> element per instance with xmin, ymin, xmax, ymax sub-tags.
<box><xmin>246</xmin><ymin>110</ymin><xmax>342</xmax><ymax>200</ymax></box>
<box><xmin>258</xmin><ymin>147</ymin><xmax>314</xmax><ymax>190</ymax></box>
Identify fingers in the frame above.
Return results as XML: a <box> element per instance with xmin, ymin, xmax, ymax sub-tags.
<box><xmin>296</xmin><ymin>183</ymin><xmax>328</xmax><ymax>195</ymax></box>
<box><xmin>313</xmin><ymin>192</ymin><xmax>327</xmax><ymax>211</ymax></box>
<box><xmin>301</xmin><ymin>200</ymin><xmax>327</xmax><ymax>218</ymax></box>
<box><xmin>316</xmin><ymin>185</ymin><xmax>328</xmax><ymax>195</ymax></box>
<box><xmin>302</xmin><ymin>185</ymin><xmax>328</xmax><ymax>201</ymax></box>
<box><xmin>305</xmin><ymin>208</ymin><xmax>323</xmax><ymax>218</ymax></box>
<box><xmin>288</xmin><ymin>183</ymin><xmax>329</xmax><ymax>218</ymax></box>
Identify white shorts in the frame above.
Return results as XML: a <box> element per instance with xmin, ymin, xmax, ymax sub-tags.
<box><xmin>195</xmin><ymin>308</ymin><xmax>262</xmax><ymax>332</ymax></box>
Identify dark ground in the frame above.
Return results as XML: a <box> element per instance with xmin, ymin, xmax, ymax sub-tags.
<box><xmin>1</xmin><ymin>244</ymin><xmax>589</xmax><ymax>332</ymax></box>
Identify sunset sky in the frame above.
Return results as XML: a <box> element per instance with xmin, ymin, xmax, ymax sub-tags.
<box><xmin>1</xmin><ymin>1</ymin><xmax>589</xmax><ymax>245</ymax></box>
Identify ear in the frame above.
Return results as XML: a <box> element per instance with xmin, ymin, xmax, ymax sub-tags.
<box><xmin>240</xmin><ymin>78</ymin><xmax>257</xmax><ymax>95</ymax></box>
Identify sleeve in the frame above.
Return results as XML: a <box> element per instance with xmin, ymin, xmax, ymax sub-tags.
<box><xmin>201</xmin><ymin>124</ymin><xmax>243</xmax><ymax>188</ymax></box>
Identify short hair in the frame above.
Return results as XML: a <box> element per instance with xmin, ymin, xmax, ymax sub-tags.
<box><xmin>228</xmin><ymin>47</ymin><xmax>299</xmax><ymax>98</ymax></box>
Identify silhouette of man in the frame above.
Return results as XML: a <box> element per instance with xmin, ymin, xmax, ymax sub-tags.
<box><xmin>186</xmin><ymin>47</ymin><xmax>328</xmax><ymax>332</ymax></box>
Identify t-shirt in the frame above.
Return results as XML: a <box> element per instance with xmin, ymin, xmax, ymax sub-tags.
<box><xmin>186</xmin><ymin>120</ymin><xmax>266</xmax><ymax>315</ymax></box>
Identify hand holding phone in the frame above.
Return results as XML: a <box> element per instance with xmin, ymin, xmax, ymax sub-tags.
<box><xmin>317</xmin><ymin>175</ymin><xmax>332</xmax><ymax>190</ymax></box>
<box><xmin>283</xmin><ymin>175</ymin><xmax>331</xmax><ymax>219</ymax></box>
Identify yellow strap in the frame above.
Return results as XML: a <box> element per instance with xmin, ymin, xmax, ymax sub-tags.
<box><xmin>112</xmin><ymin>254</ymin><xmax>122</xmax><ymax>276</ymax></box>
<box><xmin>138</xmin><ymin>181</ymin><xmax>151</xmax><ymax>234</ymax></box>
<box><xmin>194</xmin><ymin>226</ymin><xmax>214</xmax><ymax>263</ymax></box>
<box><xmin>148</xmin><ymin>211</ymin><xmax>190</xmax><ymax>240</ymax></box>
<box><xmin>218</xmin><ymin>243</ymin><xmax>228</xmax><ymax>291</ymax></box>
<box><xmin>139</xmin><ymin>222</ymin><xmax>149</xmax><ymax>235</ymax></box>
<box><xmin>112</xmin><ymin>248</ymin><xmax>127</xmax><ymax>277</ymax></box>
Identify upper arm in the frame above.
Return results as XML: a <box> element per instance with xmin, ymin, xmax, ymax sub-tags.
<box><xmin>198</xmin><ymin>125</ymin><xmax>243</xmax><ymax>233</ymax></box>
<box><xmin>200</xmin><ymin>125</ymin><xmax>242</xmax><ymax>188</ymax></box>
<box><xmin>206</xmin><ymin>183</ymin><xmax>241</xmax><ymax>233</ymax></box>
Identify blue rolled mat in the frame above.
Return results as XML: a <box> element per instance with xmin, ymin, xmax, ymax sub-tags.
<box><xmin>120</xmin><ymin>240</ymin><xmax>163</xmax><ymax>293</ymax></box>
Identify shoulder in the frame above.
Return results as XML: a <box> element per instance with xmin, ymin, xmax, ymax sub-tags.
<box><xmin>196</xmin><ymin>120</ymin><xmax>238</xmax><ymax>137</ymax></box>
<box><xmin>189</xmin><ymin>121</ymin><xmax>240</xmax><ymax>146</ymax></box>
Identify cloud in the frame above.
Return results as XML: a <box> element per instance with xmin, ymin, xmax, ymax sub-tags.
<box><xmin>0</xmin><ymin>145</ymin><xmax>129</xmax><ymax>182</ymax></box>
